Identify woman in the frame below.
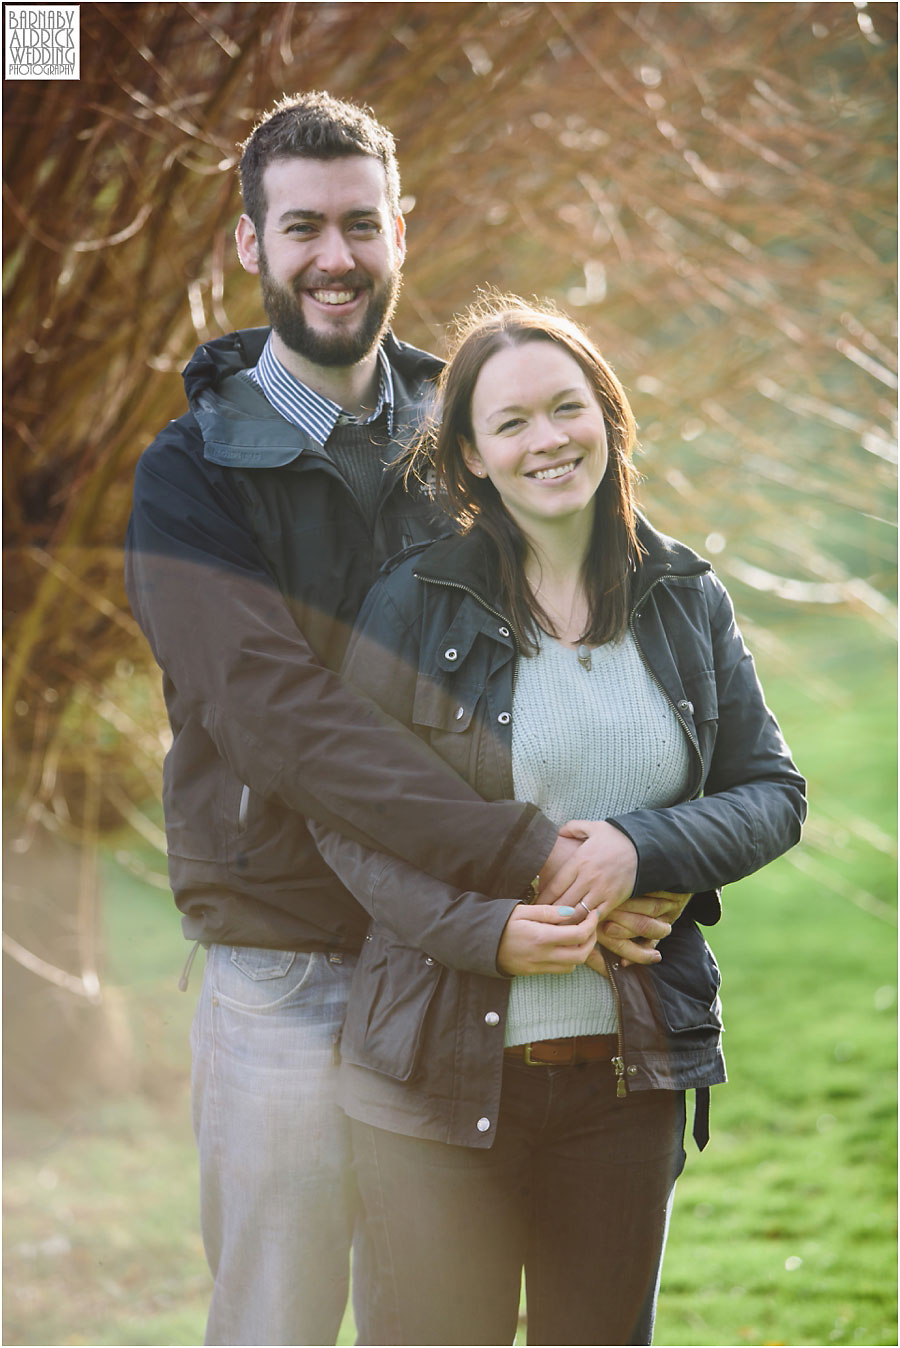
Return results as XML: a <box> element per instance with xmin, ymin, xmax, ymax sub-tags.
<box><xmin>315</xmin><ymin>296</ymin><xmax>806</xmax><ymax>1345</ymax></box>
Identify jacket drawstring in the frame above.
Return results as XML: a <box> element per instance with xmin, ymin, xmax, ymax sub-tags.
<box><xmin>178</xmin><ymin>939</ymin><xmax>202</xmax><ymax>992</ymax></box>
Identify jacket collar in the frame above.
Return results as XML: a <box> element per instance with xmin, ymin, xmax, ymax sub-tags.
<box><xmin>182</xmin><ymin>327</ymin><xmax>443</xmax><ymax>470</ymax></box>
<box><xmin>410</xmin><ymin>515</ymin><xmax>711</xmax><ymax>616</ymax></box>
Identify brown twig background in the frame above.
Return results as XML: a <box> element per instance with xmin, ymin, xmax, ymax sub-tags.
<box><xmin>2</xmin><ymin>3</ymin><xmax>896</xmax><ymax>1076</ymax></box>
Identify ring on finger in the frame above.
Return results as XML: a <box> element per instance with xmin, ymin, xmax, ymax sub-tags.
<box><xmin>576</xmin><ymin>899</ymin><xmax>592</xmax><ymax>918</ymax></box>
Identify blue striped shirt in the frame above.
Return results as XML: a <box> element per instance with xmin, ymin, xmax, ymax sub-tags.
<box><xmin>247</xmin><ymin>332</ymin><xmax>395</xmax><ymax>447</ymax></box>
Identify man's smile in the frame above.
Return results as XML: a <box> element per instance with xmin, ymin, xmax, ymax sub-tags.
<box><xmin>308</xmin><ymin>288</ymin><xmax>363</xmax><ymax>306</ymax></box>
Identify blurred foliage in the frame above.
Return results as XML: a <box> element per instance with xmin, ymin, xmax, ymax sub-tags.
<box><xmin>2</xmin><ymin>2</ymin><xmax>896</xmax><ymax>1021</ymax></box>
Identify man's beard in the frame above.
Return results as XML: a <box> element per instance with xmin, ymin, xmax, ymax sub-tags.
<box><xmin>258</xmin><ymin>249</ymin><xmax>402</xmax><ymax>368</ymax></box>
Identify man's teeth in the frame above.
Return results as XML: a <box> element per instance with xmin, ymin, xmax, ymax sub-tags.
<box><xmin>532</xmin><ymin>461</ymin><xmax>577</xmax><ymax>481</ymax></box>
<box><xmin>312</xmin><ymin>290</ymin><xmax>357</xmax><ymax>305</ymax></box>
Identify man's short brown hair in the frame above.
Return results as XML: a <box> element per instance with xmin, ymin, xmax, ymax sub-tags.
<box><xmin>239</xmin><ymin>91</ymin><xmax>401</xmax><ymax>230</ymax></box>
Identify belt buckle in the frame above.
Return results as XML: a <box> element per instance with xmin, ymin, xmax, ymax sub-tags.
<box><xmin>522</xmin><ymin>1043</ymin><xmax>542</xmax><ymax>1066</ymax></box>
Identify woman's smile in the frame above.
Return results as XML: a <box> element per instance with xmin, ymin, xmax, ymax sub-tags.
<box><xmin>527</xmin><ymin>456</ymin><xmax>583</xmax><ymax>482</ymax></box>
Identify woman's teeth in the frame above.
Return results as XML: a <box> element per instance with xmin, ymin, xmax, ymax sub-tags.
<box><xmin>531</xmin><ymin>460</ymin><xmax>578</xmax><ymax>481</ymax></box>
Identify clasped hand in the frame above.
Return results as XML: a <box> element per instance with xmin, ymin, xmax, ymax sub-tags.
<box><xmin>496</xmin><ymin>821</ymin><xmax>691</xmax><ymax>978</ymax></box>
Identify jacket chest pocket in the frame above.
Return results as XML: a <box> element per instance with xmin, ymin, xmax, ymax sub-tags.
<box><xmin>341</xmin><ymin>926</ymin><xmax>443</xmax><ymax>1081</ymax></box>
<box><xmin>411</xmin><ymin>671</ymin><xmax>481</xmax><ymax>781</ymax></box>
<box><xmin>680</xmin><ymin>668</ymin><xmax>718</xmax><ymax>772</ymax></box>
<box><xmin>410</xmin><ymin>611</ymin><xmax>514</xmax><ymax>780</ymax></box>
<box><xmin>411</xmin><ymin>618</ymin><xmax>494</xmax><ymax>774</ymax></box>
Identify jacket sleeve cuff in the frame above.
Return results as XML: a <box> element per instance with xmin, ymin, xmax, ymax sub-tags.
<box><xmin>487</xmin><ymin>806</ymin><xmax>557</xmax><ymax>898</ymax></box>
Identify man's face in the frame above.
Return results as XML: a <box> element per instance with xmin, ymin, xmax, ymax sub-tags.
<box><xmin>239</xmin><ymin>155</ymin><xmax>406</xmax><ymax>368</ymax></box>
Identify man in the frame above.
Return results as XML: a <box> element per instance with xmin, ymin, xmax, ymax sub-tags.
<box><xmin>126</xmin><ymin>92</ymin><xmax>668</xmax><ymax>1346</ymax></box>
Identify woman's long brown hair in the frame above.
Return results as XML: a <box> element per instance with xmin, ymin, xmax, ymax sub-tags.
<box><xmin>409</xmin><ymin>294</ymin><xmax>643</xmax><ymax>651</ymax></box>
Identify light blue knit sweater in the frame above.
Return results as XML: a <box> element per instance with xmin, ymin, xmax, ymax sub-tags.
<box><xmin>505</xmin><ymin>631</ymin><xmax>691</xmax><ymax>1047</ymax></box>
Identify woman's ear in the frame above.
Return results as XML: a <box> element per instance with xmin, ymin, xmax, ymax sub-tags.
<box><xmin>460</xmin><ymin>437</ymin><xmax>486</xmax><ymax>478</ymax></box>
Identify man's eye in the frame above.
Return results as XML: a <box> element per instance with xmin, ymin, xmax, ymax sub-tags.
<box><xmin>287</xmin><ymin>224</ymin><xmax>315</xmax><ymax>236</ymax></box>
<box><xmin>350</xmin><ymin>220</ymin><xmax>379</xmax><ymax>234</ymax></box>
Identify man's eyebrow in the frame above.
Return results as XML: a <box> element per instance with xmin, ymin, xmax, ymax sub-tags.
<box><xmin>276</xmin><ymin>207</ymin><xmax>382</xmax><ymax>225</ymax></box>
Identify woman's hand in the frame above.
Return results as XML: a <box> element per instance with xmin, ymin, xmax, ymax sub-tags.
<box><xmin>497</xmin><ymin>903</ymin><xmax>599</xmax><ymax>976</ymax></box>
<box><xmin>538</xmin><ymin>820</ymin><xmax>638</xmax><ymax>919</ymax></box>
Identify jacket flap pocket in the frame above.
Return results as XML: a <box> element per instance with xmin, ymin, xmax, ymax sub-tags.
<box><xmin>341</xmin><ymin>927</ymin><xmax>443</xmax><ymax>1081</ymax></box>
<box><xmin>681</xmin><ymin>668</ymin><xmax>718</xmax><ymax>724</ymax></box>
<box><xmin>651</xmin><ymin>924</ymin><xmax>722</xmax><ymax>1033</ymax></box>
<box><xmin>413</xmin><ymin>673</ymin><xmax>476</xmax><ymax>732</ymax></box>
<box><xmin>653</xmin><ymin>978</ymin><xmax>723</xmax><ymax>1034</ymax></box>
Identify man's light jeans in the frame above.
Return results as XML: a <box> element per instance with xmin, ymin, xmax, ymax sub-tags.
<box><xmin>191</xmin><ymin>942</ymin><xmax>360</xmax><ymax>1346</ymax></box>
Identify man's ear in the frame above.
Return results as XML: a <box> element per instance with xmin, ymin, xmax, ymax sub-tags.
<box><xmin>236</xmin><ymin>214</ymin><xmax>261</xmax><ymax>275</ymax></box>
<box><xmin>393</xmin><ymin>213</ymin><xmax>407</xmax><ymax>265</ymax></box>
<box><xmin>460</xmin><ymin>436</ymin><xmax>486</xmax><ymax>478</ymax></box>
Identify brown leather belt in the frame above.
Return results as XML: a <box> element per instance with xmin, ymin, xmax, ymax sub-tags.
<box><xmin>503</xmin><ymin>1034</ymin><xmax>618</xmax><ymax>1066</ymax></box>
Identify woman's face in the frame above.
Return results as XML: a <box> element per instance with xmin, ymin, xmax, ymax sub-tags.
<box><xmin>461</xmin><ymin>340</ymin><xmax>609</xmax><ymax>535</ymax></box>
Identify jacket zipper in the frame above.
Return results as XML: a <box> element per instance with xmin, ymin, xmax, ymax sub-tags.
<box><xmin>629</xmin><ymin>575</ymin><xmax>704</xmax><ymax>799</ymax></box>
<box><xmin>601</xmin><ymin>949</ymin><xmax>629</xmax><ymax>1097</ymax></box>
<box><xmin>413</xmin><ymin>574</ymin><xmax>521</xmax><ymax>652</ymax></box>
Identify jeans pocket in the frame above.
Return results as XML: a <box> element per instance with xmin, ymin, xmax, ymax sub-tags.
<box><xmin>212</xmin><ymin>945</ymin><xmax>318</xmax><ymax>1011</ymax></box>
<box><xmin>230</xmin><ymin>946</ymin><xmax>297</xmax><ymax>981</ymax></box>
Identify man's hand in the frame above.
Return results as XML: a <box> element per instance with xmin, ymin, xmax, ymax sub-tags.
<box><xmin>497</xmin><ymin>903</ymin><xmax>599</xmax><ymax>976</ymax></box>
<box><xmin>591</xmin><ymin>891</ymin><xmax>694</xmax><ymax>970</ymax></box>
<box><xmin>537</xmin><ymin>832</ymin><xmax>581</xmax><ymax>891</ymax></box>
<box><xmin>539</xmin><ymin>820</ymin><xmax>638</xmax><ymax>918</ymax></box>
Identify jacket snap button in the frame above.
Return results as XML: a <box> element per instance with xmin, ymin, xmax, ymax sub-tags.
<box><xmin>455</xmin><ymin>705</ymin><xmax>465</xmax><ymax>720</ymax></box>
<box><xmin>499</xmin><ymin>626</ymin><xmax>510</xmax><ymax>637</ymax></box>
<box><xmin>679</xmin><ymin>699</ymin><xmax>694</xmax><ymax>714</ymax></box>
<box><xmin>498</xmin><ymin>712</ymin><xmax>511</xmax><ymax>725</ymax></box>
<box><xmin>484</xmin><ymin>1011</ymin><xmax>500</xmax><ymax>1026</ymax></box>
<box><xmin>444</xmin><ymin>647</ymin><xmax>458</xmax><ymax>661</ymax></box>
<box><xmin>424</xmin><ymin>956</ymin><xmax>435</xmax><ymax>966</ymax></box>
<box><xmin>476</xmin><ymin>1117</ymin><xmax>491</xmax><ymax>1132</ymax></box>
<box><xmin>627</xmin><ymin>1065</ymin><xmax>638</xmax><ymax>1076</ymax></box>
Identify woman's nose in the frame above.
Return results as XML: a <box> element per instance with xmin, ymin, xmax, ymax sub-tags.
<box><xmin>529</xmin><ymin>416</ymin><xmax>569</xmax><ymax>452</ymax></box>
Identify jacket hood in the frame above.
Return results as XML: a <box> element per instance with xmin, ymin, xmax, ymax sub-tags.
<box><xmin>180</xmin><ymin>327</ymin><xmax>443</xmax><ymax>470</ymax></box>
<box><xmin>182</xmin><ymin>327</ymin><xmax>443</xmax><ymax>401</ymax></box>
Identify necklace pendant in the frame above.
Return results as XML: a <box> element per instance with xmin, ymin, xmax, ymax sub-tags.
<box><xmin>576</xmin><ymin>643</ymin><xmax>592</xmax><ymax>672</ymax></box>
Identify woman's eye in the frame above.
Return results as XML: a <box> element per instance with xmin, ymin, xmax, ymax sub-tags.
<box><xmin>557</xmin><ymin>401</ymin><xmax>585</xmax><ymax>414</ymax></box>
<box><xmin>496</xmin><ymin>418</ymin><xmax>523</xmax><ymax>433</ymax></box>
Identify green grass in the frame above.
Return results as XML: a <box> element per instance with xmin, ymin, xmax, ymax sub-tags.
<box><xmin>3</xmin><ymin>609</ymin><xmax>895</xmax><ymax>1346</ymax></box>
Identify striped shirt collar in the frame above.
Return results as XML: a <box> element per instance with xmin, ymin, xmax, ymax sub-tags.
<box><xmin>247</xmin><ymin>331</ymin><xmax>394</xmax><ymax>446</ymax></box>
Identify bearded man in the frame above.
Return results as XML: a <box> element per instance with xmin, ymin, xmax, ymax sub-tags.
<box><xmin>125</xmin><ymin>92</ymin><xmax>591</xmax><ymax>1346</ymax></box>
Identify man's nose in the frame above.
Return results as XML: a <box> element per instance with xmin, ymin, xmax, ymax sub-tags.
<box><xmin>315</xmin><ymin>228</ymin><xmax>356</xmax><ymax>274</ymax></box>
